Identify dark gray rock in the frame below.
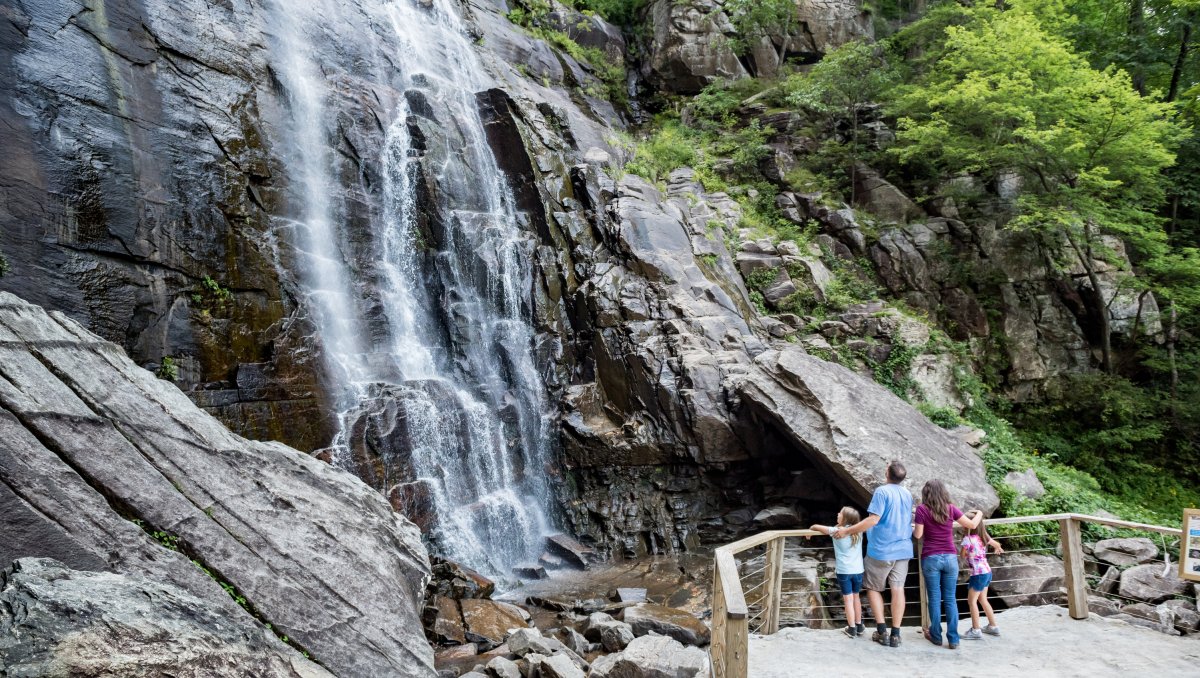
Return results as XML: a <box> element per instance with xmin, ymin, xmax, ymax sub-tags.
<box><xmin>546</xmin><ymin>533</ymin><xmax>598</xmax><ymax>570</ymax></box>
<box><xmin>0</xmin><ymin>292</ymin><xmax>434</xmax><ymax>677</ymax></box>
<box><xmin>0</xmin><ymin>558</ymin><xmax>328</xmax><ymax>677</ymax></box>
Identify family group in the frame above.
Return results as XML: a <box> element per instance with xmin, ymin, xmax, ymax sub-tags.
<box><xmin>810</xmin><ymin>461</ymin><xmax>1003</xmax><ymax>648</ymax></box>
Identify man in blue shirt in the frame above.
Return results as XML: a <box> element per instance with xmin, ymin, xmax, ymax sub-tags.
<box><xmin>834</xmin><ymin>460</ymin><xmax>913</xmax><ymax>647</ymax></box>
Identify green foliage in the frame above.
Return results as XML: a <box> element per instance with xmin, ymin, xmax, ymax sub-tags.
<box><xmin>623</xmin><ymin>122</ymin><xmax>697</xmax><ymax>183</ymax></box>
<box><xmin>918</xmin><ymin>402</ymin><xmax>963</xmax><ymax>429</ymax></box>
<box><xmin>744</xmin><ymin>267</ymin><xmax>780</xmax><ymax>292</ymax></box>
<box><xmin>889</xmin><ymin>7</ymin><xmax>1183</xmax><ymax>251</ymax></box>
<box><xmin>505</xmin><ymin>0</ymin><xmax>628</xmax><ymax>104</ymax></box>
<box><xmin>191</xmin><ymin>275</ymin><xmax>233</xmax><ymax>316</ymax></box>
<box><xmin>865</xmin><ymin>340</ymin><xmax>921</xmax><ymax>400</ymax></box>
<box><xmin>723</xmin><ymin>0</ymin><xmax>797</xmax><ymax>55</ymax></box>
<box><xmin>156</xmin><ymin>356</ymin><xmax>179</xmax><ymax>382</ymax></box>
<box><xmin>0</xmin><ymin>249</ymin><xmax>9</xmax><ymax>278</ymax></box>
<box><xmin>572</xmin><ymin>0</ymin><xmax>646</xmax><ymax>26</ymax></box>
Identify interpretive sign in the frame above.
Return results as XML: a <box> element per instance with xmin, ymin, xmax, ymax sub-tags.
<box><xmin>1182</xmin><ymin>509</ymin><xmax>1200</xmax><ymax>582</ymax></box>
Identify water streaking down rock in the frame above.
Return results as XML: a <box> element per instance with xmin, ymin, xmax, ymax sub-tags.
<box><xmin>0</xmin><ymin>292</ymin><xmax>434</xmax><ymax>677</ymax></box>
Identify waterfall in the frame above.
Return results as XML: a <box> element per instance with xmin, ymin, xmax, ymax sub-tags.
<box><xmin>267</xmin><ymin>0</ymin><xmax>554</xmax><ymax>578</ymax></box>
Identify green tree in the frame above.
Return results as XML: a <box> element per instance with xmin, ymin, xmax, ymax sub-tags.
<box><xmin>889</xmin><ymin>7</ymin><xmax>1185</xmax><ymax>371</ymax></box>
<box><xmin>786</xmin><ymin>41</ymin><xmax>896</xmax><ymax>202</ymax></box>
<box><xmin>723</xmin><ymin>0</ymin><xmax>797</xmax><ymax>57</ymax></box>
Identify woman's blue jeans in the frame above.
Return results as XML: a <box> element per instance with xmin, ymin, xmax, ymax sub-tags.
<box><xmin>922</xmin><ymin>553</ymin><xmax>960</xmax><ymax>644</ymax></box>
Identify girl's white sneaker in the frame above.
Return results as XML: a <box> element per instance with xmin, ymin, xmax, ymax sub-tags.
<box><xmin>983</xmin><ymin>625</ymin><xmax>1001</xmax><ymax>636</ymax></box>
<box><xmin>963</xmin><ymin>627</ymin><xmax>983</xmax><ymax>640</ymax></box>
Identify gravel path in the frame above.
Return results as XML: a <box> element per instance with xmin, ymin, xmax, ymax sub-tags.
<box><xmin>748</xmin><ymin>606</ymin><xmax>1200</xmax><ymax>677</ymax></box>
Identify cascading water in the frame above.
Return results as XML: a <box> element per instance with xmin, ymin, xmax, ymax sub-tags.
<box><xmin>267</xmin><ymin>0</ymin><xmax>555</xmax><ymax>578</ymax></box>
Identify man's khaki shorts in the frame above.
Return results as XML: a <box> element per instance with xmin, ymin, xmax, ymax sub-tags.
<box><xmin>863</xmin><ymin>555</ymin><xmax>909</xmax><ymax>592</ymax></box>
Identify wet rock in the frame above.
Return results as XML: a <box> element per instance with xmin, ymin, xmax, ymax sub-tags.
<box><xmin>1094</xmin><ymin>538</ymin><xmax>1158</xmax><ymax>567</ymax></box>
<box><xmin>515</xmin><ymin>565</ymin><xmax>550</xmax><ymax>580</ymax></box>
<box><xmin>435</xmin><ymin>643</ymin><xmax>478</xmax><ymax>663</ymax></box>
<box><xmin>1003</xmin><ymin>469</ymin><xmax>1046</xmax><ymax>501</ymax></box>
<box><xmin>546</xmin><ymin>534</ymin><xmax>598</xmax><ymax>570</ymax></box>
<box><xmin>0</xmin><ymin>558</ymin><xmax>329</xmax><ymax>678</ymax></box>
<box><xmin>0</xmin><ymin>293</ymin><xmax>432</xmax><ymax>677</ymax></box>
<box><xmin>617</xmin><ymin>587</ymin><xmax>649</xmax><ymax>603</ymax></box>
<box><xmin>461</xmin><ymin>599</ymin><xmax>529</xmax><ymax>649</ymax></box>
<box><xmin>428</xmin><ymin>596</ymin><xmax>467</xmax><ymax>645</ymax></box>
<box><xmin>623</xmin><ymin>604</ymin><xmax>711</xmax><ymax>646</ymax></box>
<box><xmin>1119</xmin><ymin>564</ymin><xmax>1189</xmax><ymax>604</ymax></box>
<box><xmin>989</xmin><ymin>553</ymin><xmax>1065</xmax><ymax>606</ymax></box>
<box><xmin>588</xmin><ymin>634</ymin><xmax>709</xmax><ymax>678</ymax></box>
<box><xmin>430</xmin><ymin>558</ymin><xmax>497</xmax><ymax>599</ymax></box>
<box><xmin>540</xmin><ymin>552</ymin><xmax>568</xmax><ymax>570</ymax></box>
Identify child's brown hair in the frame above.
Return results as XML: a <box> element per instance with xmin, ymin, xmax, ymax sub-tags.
<box><xmin>838</xmin><ymin>506</ymin><xmax>862</xmax><ymax>546</ymax></box>
<box><xmin>969</xmin><ymin>515</ymin><xmax>991</xmax><ymax>544</ymax></box>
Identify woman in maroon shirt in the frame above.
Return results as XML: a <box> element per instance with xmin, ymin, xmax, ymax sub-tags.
<box><xmin>913</xmin><ymin>479</ymin><xmax>983</xmax><ymax>649</ymax></box>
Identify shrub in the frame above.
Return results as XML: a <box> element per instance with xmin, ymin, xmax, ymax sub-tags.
<box><xmin>156</xmin><ymin>357</ymin><xmax>179</xmax><ymax>381</ymax></box>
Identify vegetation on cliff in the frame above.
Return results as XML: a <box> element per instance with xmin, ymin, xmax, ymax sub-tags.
<box><xmin>616</xmin><ymin>0</ymin><xmax>1200</xmax><ymax>524</ymax></box>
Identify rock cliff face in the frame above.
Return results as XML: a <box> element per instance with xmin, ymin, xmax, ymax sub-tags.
<box><xmin>0</xmin><ymin>558</ymin><xmax>332</xmax><ymax>678</ymax></box>
<box><xmin>0</xmin><ymin>292</ymin><xmax>433</xmax><ymax>677</ymax></box>
<box><xmin>0</xmin><ymin>0</ymin><xmax>998</xmax><ymax>567</ymax></box>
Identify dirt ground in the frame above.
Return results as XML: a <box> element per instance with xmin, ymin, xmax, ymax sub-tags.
<box><xmin>748</xmin><ymin>605</ymin><xmax>1200</xmax><ymax>677</ymax></box>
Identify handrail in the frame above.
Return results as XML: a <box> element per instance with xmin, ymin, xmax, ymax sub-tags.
<box><xmin>709</xmin><ymin>512</ymin><xmax>1183</xmax><ymax>678</ymax></box>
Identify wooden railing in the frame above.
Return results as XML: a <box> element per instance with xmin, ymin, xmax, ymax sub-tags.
<box><xmin>708</xmin><ymin>513</ymin><xmax>1183</xmax><ymax>678</ymax></box>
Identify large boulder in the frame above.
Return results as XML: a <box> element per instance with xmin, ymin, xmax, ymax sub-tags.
<box><xmin>643</xmin><ymin>0</ymin><xmax>747</xmax><ymax>94</ymax></box>
<box><xmin>588</xmin><ymin>634</ymin><xmax>709</xmax><ymax>678</ymax></box>
<box><xmin>989</xmin><ymin>553</ymin><xmax>1065</xmax><ymax>606</ymax></box>
<box><xmin>623</xmin><ymin>604</ymin><xmax>711</xmax><ymax>646</ymax></box>
<box><xmin>1093</xmin><ymin>538</ymin><xmax>1159</xmax><ymax>567</ymax></box>
<box><xmin>0</xmin><ymin>558</ymin><xmax>329</xmax><ymax>678</ymax></box>
<box><xmin>0</xmin><ymin>293</ymin><xmax>434</xmax><ymax>677</ymax></box>
<box><xmin>737</xmin><ymin>347</ymin><xmax>1000</xmax><ymax>513</ymax></box>
<box><xmin>461</xmin><ymin>599</ymin><xmax>530</xmax><ymax>649</ymax></box>
<box><xmin>1119</xmin><ymin>564</ymin><xmax>1190</xmax><ymax>604</ymax></box>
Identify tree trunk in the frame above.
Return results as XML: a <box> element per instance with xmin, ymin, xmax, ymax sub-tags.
<box><xmin>1129</xmin><ymin>0</ymin><xmax>1148</xmax><ymax>96</ymax></box>
<box><xmin>1167</xmin><ymin>12</ymin><xmax>1194</xmax><ymax>103</ymax></box>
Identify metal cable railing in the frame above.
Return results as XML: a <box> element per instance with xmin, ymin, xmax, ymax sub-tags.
<box><xmin>710</xmin><ymin>513</ymin><xmax>1185</xmax><ymax>678</ymax></box>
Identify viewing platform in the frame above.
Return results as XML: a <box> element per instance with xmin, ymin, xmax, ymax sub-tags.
<box><xmin>710</xmin><ymin>513</ymin><xmax>1198</xmax><ymax>677</ymax></box>
<box><xmin>749</xmin><ymin>605</ymin><xmax>1200</xmax><ymax>677</ymax></box>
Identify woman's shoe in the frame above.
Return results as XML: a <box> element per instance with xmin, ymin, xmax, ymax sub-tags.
<box><xmin>963</xmin><ymin>627</ymin><xmax>983</xmax><ymax>640</ymax></box>
<box><xmin>983</xmin><ymin>625</ymin><xmax>1001</xmax><ymax>636</ymax></box>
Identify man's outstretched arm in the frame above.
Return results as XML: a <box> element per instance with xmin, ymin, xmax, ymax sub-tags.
<box><xmin>834</xmin><ymin>514</ymin><xmax>879</xmax><ymax>539</ymax></box>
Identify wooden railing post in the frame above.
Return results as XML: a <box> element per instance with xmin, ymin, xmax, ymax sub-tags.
<box><xmin>762</xmin><ymin>536</ymin><xmax>785</xmax><ymax>634</ymax></box>
<box><xmin>712</xmin><ymin>550</ymin><xmax>748</xmax><ymax>678</ymax></box>
<box><xmin>1059</xmin><ymin>517</ymin><xmax>1089</xmax><ymax>620</ymax></box>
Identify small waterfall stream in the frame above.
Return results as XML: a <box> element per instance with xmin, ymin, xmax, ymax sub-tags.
<box><xmin>267</xmin><ymin>0</ymin><xmax>554</xmax><ymax>578</ymax></box>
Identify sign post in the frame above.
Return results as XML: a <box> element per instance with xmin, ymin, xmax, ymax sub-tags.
<box><xmin>1181</xmin><ymin>509</ymin><xmax>1200</xmax><ymax>583</ymax></box>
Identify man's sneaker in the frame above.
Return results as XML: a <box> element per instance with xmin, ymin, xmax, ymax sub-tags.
<box><xmin>963</xmin><ymin>627</ymin><xmax>983</xmax><ymax>640</ymax></box>
<box><xmin>842</xmin><ymin>626</ymin><xmax>857</xmax><ymax>638</ymax></box>
<box><xmin>889</xmin><ymin>633</ymin><xmax>902</xmax><ymax>648</ymax></box>
<box><xmin>948</xmin><ymin>642</ymin><xmax>959</xmax><ymax>650</ymax></box>
<box><xmin>856</xmin><ymin>624</ymin><xmax>865</xmax><ymax>636</ymax></box>
<box><xmin>873</xmin><ymin>631</ymin><xmax>889</xmax><ymax>646</ymax></box>
<box><xmin>983</xmin><ymin>625</ymin><xmax>1001</xmax><ymax>636</ymax></box>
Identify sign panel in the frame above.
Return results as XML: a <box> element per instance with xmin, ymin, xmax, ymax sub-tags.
<box><xmin>1182</xmin><ymin>509</ymin><xmax>1200</xmax><ymax>583</ymax></box>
